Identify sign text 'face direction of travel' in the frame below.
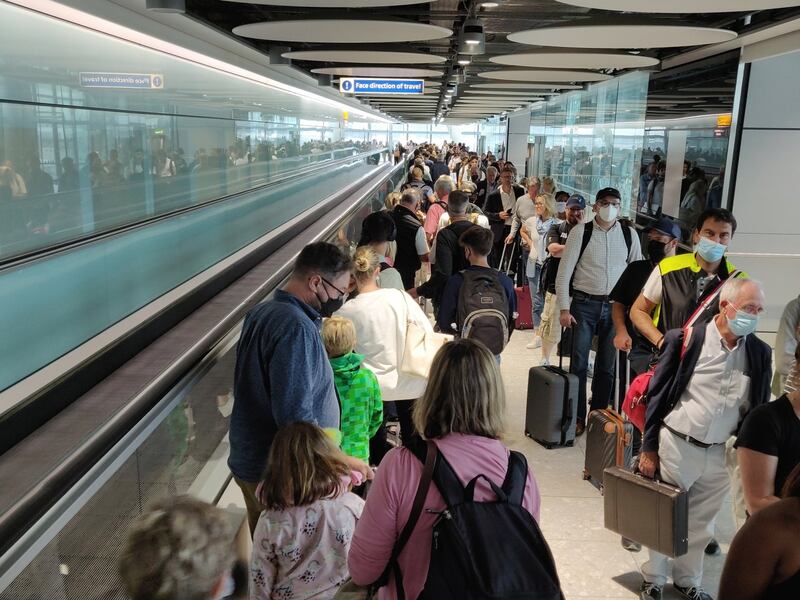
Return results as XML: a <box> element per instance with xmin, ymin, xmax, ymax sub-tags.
<box><xmin>79</xmin><ymin>72</ymin><xmax>165</xmax><ymax>90</ymax></box>
<box><xmin>339</xmin><ymin>78</ymin><xmax>424</xmax><ymax>95</ymax></box>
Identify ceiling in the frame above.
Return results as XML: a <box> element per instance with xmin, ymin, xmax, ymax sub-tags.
<box><xmin>186</xmin><ymin>0</ymin><xmax>800</xmax><ymax>122</ymax></box>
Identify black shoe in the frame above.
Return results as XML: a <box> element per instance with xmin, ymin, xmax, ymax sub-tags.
<box><xmin>621</xmin><ymin>537</ymin><xmax>642</xmax><ymax>552</ymax></box>
<box><xmin>575</xmin><ymin>421</ymin><xmax>586</xmax><ymax>436</ymax></box>
<box><xmin>640</xmin><ymin>582</ymin><xmax>662</xmax><ymax>600</ymax></box>
<box><xmin>704</xmin><ymin>538</ymin><xmax>720</xmax><ymax>556</ymax></box>
<box><xmin>674</xmin><ymin>584</ymin><xmax>713</xmax><ymax>600</ymax></box>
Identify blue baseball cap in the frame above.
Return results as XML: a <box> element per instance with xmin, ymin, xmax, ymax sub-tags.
<box><xmin>647</xmin><ymin>216</ymin><xmax>681</xmax><ymax>239</ymax></box>
<box><xmin>566</xmin><ymin>194</ymin><xmax>586</xmax><ymax>209</ymax></box>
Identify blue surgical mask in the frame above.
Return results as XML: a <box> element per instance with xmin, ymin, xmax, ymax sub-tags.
<box><xmin>695</xmin><ymin>236</ymin><xmax>726</xmax><ymax>263</ymax></box>
<box><xmin>556</xmin><ymin>201</ymin><xmax>567</xmax><ymax>213</ymax></box>
<box><xmin>727</xmin><ymin>307</ymin><xmax>759</xmax><ymax>337</ymax></box>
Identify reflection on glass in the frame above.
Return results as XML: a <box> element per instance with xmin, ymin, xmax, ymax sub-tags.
<box><xmin>528</xmin><ymin>72</ymin><xmax>649</xmax><ymax>216</ymax></box>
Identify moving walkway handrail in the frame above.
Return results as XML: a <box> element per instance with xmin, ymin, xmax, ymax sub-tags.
<box><xmin>0</xmin><ymin>151</ymin><xmax>412</xmax><ymax>562</ymax></box>
<box><xmin>0</xmin><ymin>146</ymin><xmax>387</xmax><ymax>272</ymax></box>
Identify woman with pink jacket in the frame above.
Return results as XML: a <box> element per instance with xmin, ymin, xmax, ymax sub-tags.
<box><xmin>348</xmin><ymin>339</ymin><xmax>542</xmax><ymax>600</ymax></box>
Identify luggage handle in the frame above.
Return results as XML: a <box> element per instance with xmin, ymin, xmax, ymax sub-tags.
<box><xmin>558</xmin><ymin>326</ymin><xmax>575</xmax><ymax>445</ymax></box>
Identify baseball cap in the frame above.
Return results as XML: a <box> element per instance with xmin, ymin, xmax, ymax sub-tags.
<box><xmin>595</xmin><ymin>187</ymin><xmax>621</xmax><ymax>201</ymax></box>
<box><xmin>646</xmin><ymin>216</ymin><xmax>682</xmax><ymax>240</ymax></box>
<box><xmin>566</xmin><ymin>194</ymin><xmax>586</xmax><ymax>209</ymax></box>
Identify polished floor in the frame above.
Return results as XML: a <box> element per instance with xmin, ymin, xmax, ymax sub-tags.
<box><xmin>499</xmin><ymin>329</ymin><xmax>738</xmax><ymax>600</ymax></box>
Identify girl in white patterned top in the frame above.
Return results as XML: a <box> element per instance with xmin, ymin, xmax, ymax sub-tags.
<box><xmin>250</xmin><ymin>422</ymin><xmax>364</xmax><ymax>600</ymax></box>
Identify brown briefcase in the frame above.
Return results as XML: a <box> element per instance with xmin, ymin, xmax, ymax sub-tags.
<box><xmin>603</xmin><ymin>466</ymin><xmax>688</xmax><ymax>557</ymax></box>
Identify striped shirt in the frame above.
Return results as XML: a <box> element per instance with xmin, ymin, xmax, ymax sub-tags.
<box><xmin>555</xmin><ymin>218</ymin><xmax>642</xmax><ymax>311</ymax></box>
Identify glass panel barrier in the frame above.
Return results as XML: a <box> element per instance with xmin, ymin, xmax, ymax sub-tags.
<box><xmin>0</xmin><ymin>162</ymin><xmax>407</xmax><ymax>600</ymax></box>
<box><xmin>0</xmin><ymin>151</ymin><xmax>388</xmax><ymax>392</ymax></box>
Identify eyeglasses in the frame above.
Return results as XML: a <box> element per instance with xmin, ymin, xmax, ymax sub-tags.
<box><xmin>733</xmin><ymin>303</ymin><xmax>765</xmax><ymax>316</ymax></box>
<box><xmin>534</xmin><ymin>202</ymin><xmax>544</xmax><ymax>207</ymax></box>
<box><xmin>321</xmin><ymin>276</ymin><xmax>347</xmax><ymax>298</ymax></box>
<box><xmin>597</xmin><ymin>199</ymin><xmax>621</xmax><ymax>208</ymax></box>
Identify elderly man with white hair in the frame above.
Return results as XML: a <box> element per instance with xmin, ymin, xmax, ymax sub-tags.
<box><xmin>637</xmin><ymin>277</ymin><xmax>773</xmax><ymax>600</ymax></box>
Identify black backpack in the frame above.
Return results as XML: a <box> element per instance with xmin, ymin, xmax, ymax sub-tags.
<box><xmin>456</xmin><ymin>268</ymin><xmax>510</xmax><ymax>355</ymax></box>
<box><xmin>376</xmin><ymin>438</ymin><xmax>564</xmax><ymax>600</ymax></box>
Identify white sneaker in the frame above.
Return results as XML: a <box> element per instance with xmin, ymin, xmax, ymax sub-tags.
<box><xmin>539</xmin><ymin>358</ymin><xmax>550</xmax><ymax>367</ymax></box>
<box><xmin>526</xmin><ymin>337</ymin><xmax>542</xmax><ymax>350</ymax></box>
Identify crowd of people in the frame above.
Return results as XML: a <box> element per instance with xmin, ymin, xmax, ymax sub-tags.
<box><xmin>116</xmin><ymin>141</ymin><xmax>800</xmax><ymax>600</ymax></box>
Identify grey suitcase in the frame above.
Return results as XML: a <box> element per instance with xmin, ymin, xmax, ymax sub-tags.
<box><xmin>524</xmin><ymin>363</ymin><xmax>578</xmax><ymax>449</ymax></box>
<box><xmin>603</xmin><ymin>466</ymin><xmax>688</xmax><ymax>557</ymax></box>
<box><xmin>583</xmin><ymin>408</ymin><xmax>634</xmax><ymax>491</ymax></box>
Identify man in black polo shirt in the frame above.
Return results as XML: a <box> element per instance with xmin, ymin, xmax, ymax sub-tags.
<box><xmin>611</xmin><ymin>216</ymin><xmax>681</xmax><ymax>376</ymax></box>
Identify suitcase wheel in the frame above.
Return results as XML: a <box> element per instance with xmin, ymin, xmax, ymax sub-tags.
<box><xmin>544</xmin><ymin>443</ymin><xmax>554</xmax><ymax>450</ymax></box>
<box><xmin>566</xmin><ymin>440</ymin><xmax>574</xmax><ymax>447</ymax></box>
<box><xmin>524</xmin><ymin>430</ymin><xmax>531</xmax><ymax>438</ymax></box>
<box><xmin>582</xmin><ymin>469</ymin><xmax>591</xmax><ymax>481</ymax></box>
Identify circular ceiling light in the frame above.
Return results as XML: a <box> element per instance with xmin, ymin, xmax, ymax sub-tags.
<box><xmin>490</xmin><ymin>51</ymin><xmax>659</xmax><ymax>69</ymax></box>
<box><xmin>464</xmin><ymin>90</ymin><xmax>545</xmax><ymax>97</ymax></box>
<box><xmin>478</xmin><ymin>70</ymin><xmax>612</xmax><ymax>82</ymax></box>
<box><xmin>283</xmin><ymin>50</ymin><xmax>446</xmax><ymax>64</ymax></box>
<box><xmin>224</xmin><ymin>0</ymin><xmax>435</xmax><ymax>4</ymax></box>
<box><xmin>507</xmin><ymin>24</ymin><xmax>737</xmax><ymax>49</ymax></box>
<box><xmin>553</xmin><ymin>0</ymin><xmax>800</xmax><ymax>13</ymax></box>
<box><xmin>313</xmin><ymin>67</ymin><xmax>443</xmax><ymax>77</ymax></box>
<box><xmin>472</xmin><ymin>82</ymin><xmax>582</xmax><ymax>89</ymax></box>
<box><xmin>233</xmin><ymin>20</ymin><xmax>452</xmax><ymax>44</ymax></box>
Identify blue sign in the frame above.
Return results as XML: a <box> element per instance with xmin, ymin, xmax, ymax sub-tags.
<box><xmin>339</xmin><ymin>78</ymin><xmax>424</xmax><ymax>95</ymax></box>
<box><xmin>79</xmin><ymin>72</ymin><xmax>165</xmax><ymax>89</ymax></box>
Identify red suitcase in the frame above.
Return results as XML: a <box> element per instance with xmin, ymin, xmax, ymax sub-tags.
<box><xmin>515</xmin><ymin>285</ymin><xmax>533</xmax><ymax>330</ymax></box>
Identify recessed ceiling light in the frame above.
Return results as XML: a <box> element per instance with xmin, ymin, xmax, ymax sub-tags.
<box><xmin>457</xmin><ymin>55</ymin><xmax>471</xmax><ymax>65</ymax></box>
<box><xmin>480</xmin><ymin>2</ymin><xmax>499</xmax><ymax>7</ymax></box>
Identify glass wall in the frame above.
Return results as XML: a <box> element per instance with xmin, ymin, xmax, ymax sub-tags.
<box><xmin>479</xmin><ymin>118</ymin><xmax>507</xmax><ymax>157</ymax></box>
<box><xmin>0</xmin><ymin>1</ymin><xmax>389</xmax><ymax>262</ymax></box>
<box><xmin>529</xmin><ymin>71</ymin><xmax>650</xmax><ymax>216</ymax></box>
<box><xmin>390</xmin><ymin>122</ymin><xmax>479</xmax><ymax>148</ymax></box>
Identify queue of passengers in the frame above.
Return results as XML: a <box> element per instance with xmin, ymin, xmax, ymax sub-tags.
<box><xmin>117</xmin><ymin>142</ymin><xmax>800</xmax><ymax>600</ymax></box>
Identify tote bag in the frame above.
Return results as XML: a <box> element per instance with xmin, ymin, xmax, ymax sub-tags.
<box><xmin>397</xmin><ymin>290</ymin><xmax>452</xmax><ymax>378</ymax></box>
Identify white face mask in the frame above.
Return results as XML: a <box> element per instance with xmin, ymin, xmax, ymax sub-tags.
<box><xmin>598</xmin><ymin>204</ymin><xmax>619</xmax><ymax>222</ymax></box>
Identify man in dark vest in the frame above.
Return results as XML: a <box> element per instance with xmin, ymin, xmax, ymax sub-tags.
<box><xmin>391</xmin><ymin>187</ymin><xmax>430</xmax><ymax>290</ymax></box>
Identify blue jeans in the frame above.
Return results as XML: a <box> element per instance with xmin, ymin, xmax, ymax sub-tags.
<box><xmin>569</xmin><ymin>293</ymin><xmax>616</xmax><ymax>423</ymax></box>
<box><xmin>526</xmin><ymin>262</ymin><xmax>544</xmax><ymax>329</ymax></box>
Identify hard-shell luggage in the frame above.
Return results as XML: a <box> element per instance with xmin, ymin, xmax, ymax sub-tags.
<box><xmin>603</xmin><ymin>466</ymin><xmax>689</xmax><ymax>557</ymax></box>
<box><xmin>524</xmin><ymin>334</ymin><xmax>577</xmax><ymax>449</ymax></box>
<box><xmin>583</xmin><ymin>350</ymin><xmax>635</xmax><ymax>490</ymax></box>
<box><xmin>583</xmin><ymin>408</ymin><xmax>634</xmax><ymax>491</ymax></box>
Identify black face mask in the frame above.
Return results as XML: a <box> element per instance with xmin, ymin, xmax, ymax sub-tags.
<box><xmin>647</xmin><ymin>240</ymin><xmax>668</xmax><ymax>264</ymax></box>
<box><xmin>316</xmin><ymin>277</ymin><xmax>346</xmax><ymax>317</ymax></box>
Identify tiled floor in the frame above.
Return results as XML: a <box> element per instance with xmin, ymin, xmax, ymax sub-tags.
<box><xmin>499</xmin><ymin>329</ymin><xmax>736</xmax><ymax>600</ymax></box>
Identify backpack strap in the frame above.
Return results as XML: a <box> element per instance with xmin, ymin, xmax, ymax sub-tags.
<box><xmin>500</xmin><ymin>451</ymin><xmax>529</xmax><ymax>507</ymax></box>
<box><xmin>621</xmin><ymin>224</ymin><xmax>633</xmax><ymax>256</ymax></box>
<box><xmin>569</xmin><ymin>222</ymin><xmax>594</xmax><ymax>296</ymax></box>
<box><xmin>378</xmin><ymin>438</ymin><xmax>437</xmax><ymax>600</ymax></box>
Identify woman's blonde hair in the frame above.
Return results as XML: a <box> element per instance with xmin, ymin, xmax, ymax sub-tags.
<box><xmin>353</xmin><ymin>246</ymin><xmax>381</xmax><ymax>284</ymax></box>
<box><xmin>384</xmin><ymin>191</ymin><xmax>402</xmax><ymax>211</ymax></box>
<box><xmin>120</xmin><ymin>496</ymin><xmax>232</xmax><ymax>600</ymax></box>
<box><xmin>413</xmin><ymin>339</ymin><xmax>506</xmax><ymax>439</ymax></box>
<box><xmin>322</xmin><ymin>316</ymin><xmax>356</xmax><ymax>358</ymax></box>
<box><xmin>258</xmin><ymin>422</ymin><xmax>350</xmax><ymax>510</ymax></box>
<box><xmin>537</xmin><ymin>194</ymin><xmax>556</xmax><ymax>220</ymax></box>
<box><xmin>542</xmin><ymin>176</ymin><xmax>555</xmax><ymax>194</ymax></box>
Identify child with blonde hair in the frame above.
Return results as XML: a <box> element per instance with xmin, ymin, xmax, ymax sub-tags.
<box><xmin>322</xmin><ymin>316</ymin><xmax>383</xmax><ymax>464</ymax></box>
<box><xmin>251</xmin><ymin>422</ymin><xmax>364</xmax><ymax>600</ymax></box>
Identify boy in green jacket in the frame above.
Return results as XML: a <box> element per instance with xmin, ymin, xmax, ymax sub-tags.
<box><xmin>322</xmin><ymin>316</ymin><xmax>383</xmax><ymax>464</ymax></box>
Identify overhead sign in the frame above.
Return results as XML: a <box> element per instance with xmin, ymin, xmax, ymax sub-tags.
<box><xmin>339</xmin><ymin>78</ymin><xmax>424</xmax><ymax>95</ymax></box>
<box><xmin>79</xmin><ymin>72</ymin><xmax>165</xmax><ymax>89</ymax></box>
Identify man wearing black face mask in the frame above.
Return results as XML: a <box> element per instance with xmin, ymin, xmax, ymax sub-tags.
<box><xmin>229</xmin><ymin>242</ymin><xmax>372</xmax><ymax>534</ymax></box>
<box><xmin>611</xmin><ymin>217</ymin><xmax>680</xmax><ymax>375</ymax></box>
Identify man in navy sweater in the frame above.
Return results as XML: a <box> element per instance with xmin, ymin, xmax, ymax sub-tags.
<box><xmin>229</xmin><ymin>242</ymin><xmax>371</xmax><ymax>533</ymax></box>
<box><xmin>638</xmin><ymin>278</ymin><xmax>772</xmax><ymax>600</ymax></box>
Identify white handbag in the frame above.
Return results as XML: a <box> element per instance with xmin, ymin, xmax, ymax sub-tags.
<box><xmin>400</xmin><ymin>320</ymin><xmax>453</xmax><ymax>378</ymax></box>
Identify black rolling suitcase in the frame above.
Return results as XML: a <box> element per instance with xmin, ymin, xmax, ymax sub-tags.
<box><xmin>583</xmin><ymin>350</ymin><xmax>635</xmax><ymax>491</ymax></box>
<box><xmin>524</xmin><ymin>331</ymin><xmax>578</xmax><ymax>449</ymax></box>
